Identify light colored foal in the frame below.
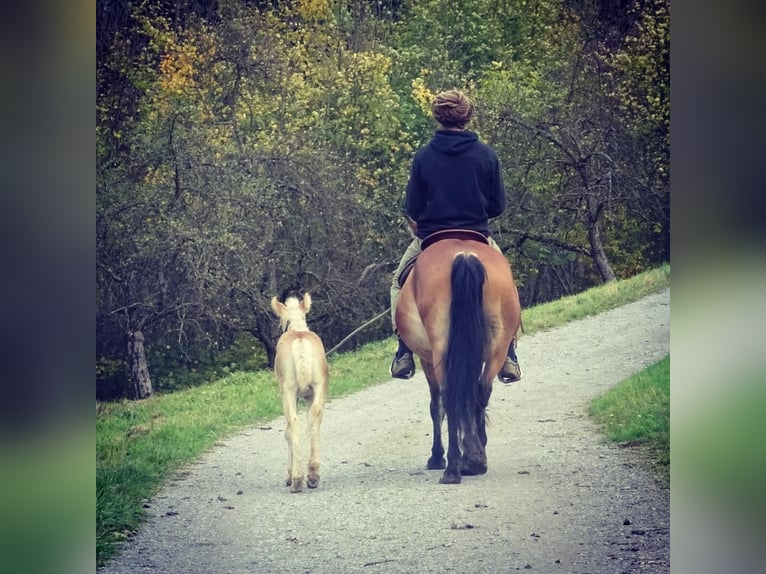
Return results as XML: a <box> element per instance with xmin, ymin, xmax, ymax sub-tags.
<box><xmin>271</xmin><ymin>293</ymin><xmax>329</xmax><ymax>493</ymax></box>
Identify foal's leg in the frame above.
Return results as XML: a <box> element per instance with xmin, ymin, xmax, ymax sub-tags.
<box><xmin>306</xmin><ymin>388</ymin><xmax>325</xmax><ymax>489</ymax></box>
<box><xmin>423</xmin><ymin>362</ymin><xmax>445</xmax><ymax>470</ymax></box>
<box><xmin>281</xmin><ymin>388</ymin><xmax>303</xmax><ymax>493</ymax></box>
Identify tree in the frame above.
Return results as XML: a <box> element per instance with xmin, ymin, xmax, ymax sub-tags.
<box><xmin>97</xmin><ymin>1</ymin><xmax>414</xmax><ymax>395</ymax></box>
<box><xmin>476</xmin><ymin>0</ymin><xmax>668</xmax><ymax>295</ymax></box>
<box><xmin>97</xmin><ymin>0</ymin><xmax>669</xmax><ymax>396</ymax></box>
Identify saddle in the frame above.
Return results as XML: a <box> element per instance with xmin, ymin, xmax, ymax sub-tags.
<box><xmin>421</xmin><ymin>228</ymin><xmax>489</xmax><ymax>251</ymax></box>
<box><xmin>396</xmin><ymin>229</ymin><xmax>490</xmax><ymax>287</ymax></box>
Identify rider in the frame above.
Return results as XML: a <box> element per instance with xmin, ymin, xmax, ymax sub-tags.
<box><xmin>389</xmin><ymin>89</ymin><xmax>522</xmax><ymax>383</ymax></box>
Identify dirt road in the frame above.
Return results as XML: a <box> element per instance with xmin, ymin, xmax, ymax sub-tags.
<box><xmin>100</xmin><ymin>289</ymin><xmax>670</xmax><ymax>574</ymax></box>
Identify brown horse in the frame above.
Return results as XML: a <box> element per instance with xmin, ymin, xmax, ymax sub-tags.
<box><xmin>395</xmin><ymin>231</ymin><xmax>521</xmax><ymax>484</ymax></box>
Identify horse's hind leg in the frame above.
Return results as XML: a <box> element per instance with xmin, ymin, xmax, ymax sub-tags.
<box><xmin>460</xmin><ymin>431</ymin><xmax>488</xmax><ymax>476</ymax></box>
<box><xmin>282</xmin><ymin>392</ymin><xmax>303</xmax><ymax>493</ymax></box>
<box><xmin>461</xmin><ymin>379</ymin><xmax>491</xmax><ymax>476</ymax></box>
<box><xmin>428</xmin><ymin>394</ymin><xmax>446</xmax><ymax>469</ymax></box>
<box><xmin>440</xmin><ymin>413</ymin><xmax>463</xmax><ymax>484</ymax></box>
<box><xmin>424</xmin><ymin>363</ymin><xmax>446</xmax><ymax>470</ymax></box>
<box><xmin>476</xmin><ymin>378</ymin><xmax>492</xmax><ymax>448</ymax></box>
<box><xmin>306</xmin><ymin>390</ymin><xmax>325</xmax><ymax>489</ymax></box>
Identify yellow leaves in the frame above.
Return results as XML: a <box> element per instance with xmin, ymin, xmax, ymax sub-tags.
<box><xmin>158</xmin><ymin>42</ymin><xmax>200</xmax><ymax>96</ymax></box>
<box><xmin>295</xmin><ymin>0</ymin><xmax>331</xmax><ymax>22</ymax></box>
<box><xmin>142</xmin><ymin>166</ymin><xmax>171</xmax><ymax>187</ymax></box>
<box><xmin>411</xmin><ymin>77</ymin><xmax>434</xmax><ymax>113</ymax></box>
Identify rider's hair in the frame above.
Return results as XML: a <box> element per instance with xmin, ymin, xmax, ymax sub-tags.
<box><xmin>431</xmin><ymin>90</ymin><xmax>474</xmax><ymax>129</ymax></box>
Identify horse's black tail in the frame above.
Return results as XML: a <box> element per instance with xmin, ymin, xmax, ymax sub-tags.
<box><xmin>445</xmin><ymin>253</ymin><xmax>488</xmax><ymax>432</ymax></box>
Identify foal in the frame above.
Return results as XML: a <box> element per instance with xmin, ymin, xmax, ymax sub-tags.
<box><xmin>271</xmin><ymin>293</ymin><xmax>329</xmax><ymax>493</ymax></box>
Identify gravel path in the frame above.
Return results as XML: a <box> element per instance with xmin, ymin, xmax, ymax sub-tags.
<box><xmin>100</xmin><ymin>289</ymin><xmax>670</xmax><ymax>574</ymax></box>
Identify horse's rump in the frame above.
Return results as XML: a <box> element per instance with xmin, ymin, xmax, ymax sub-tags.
<box><xmin>275</xmin><ymin>330</ymin><xmax>328</xmax><ymax>396</ymax></box>
<box><xmin>404</xmin><ymin>239</ymin><xmax>518</xmax><ymax>368</ymax></box>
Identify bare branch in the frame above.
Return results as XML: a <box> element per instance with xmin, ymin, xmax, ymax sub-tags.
<box><xmin>506</xmin><ymin>228</ymin><xmax>590</xmax><ymax>256</ymax></box>
<box><xmin>357</xmin><ymin>262</ymin><xmax>394</xmax><ymax>285</ymax></box>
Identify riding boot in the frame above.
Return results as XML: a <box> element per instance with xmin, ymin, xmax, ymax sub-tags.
<box><xmin>390</xmin><ymin>335</ymin><xmax>416</xmax><ymax>379</ymax></box>
<box><xmin>498</xmin><ymin>338</ymin><xmax>522</xmax><ymax>383</ymax></box>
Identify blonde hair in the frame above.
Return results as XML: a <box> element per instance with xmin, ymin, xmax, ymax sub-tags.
<box><xmin>431</xmin><ymin>90</ymin><xmax>474</xmax><ymax>128</ymax></box>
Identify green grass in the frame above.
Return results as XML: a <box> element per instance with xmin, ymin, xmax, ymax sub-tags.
<box><xmin>97</xmin><ymin>264</ymin><xmax>670</xmax><ymax>565</ymax></box>
<box><xmin>96</xmin><ymin>340</ymin><xmax>396</xmax><ymax>563</ymax></box>
<box><xmin>590</xmin><ymin>354</ymin><xmax>670</xmax><ymax>476</ymax></box>
<box><xmin>522</xmin><ymin>262</ymin><xmax>670</xmax><ymax>333</ymax></box>
<box><xmin>96</xmin><ymin>371</ymin><xmax>283</xmax><ymax>560</ymax></box>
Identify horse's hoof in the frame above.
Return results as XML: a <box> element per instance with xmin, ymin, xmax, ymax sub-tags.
<box><xmin>307</xmin><ymin>476</ymin><xmax>319</xmax><ymax>489</ymax></box>
<box><xmin>290</xmin><ymin>479</ymin><xmax>303</xmax><ymax>493</ymax></box>
<box><xmin>427</xmin><ymin>456</ymin><xmax>446</xmax><ymax>470</ymax></box>
<box><xmin>285</xmin><ymin>478</ymin><xmax>292</xmax><ymax>486</ymax></box>
<box><xmin>439</xmin><ymin>470</ymin><xmax>462</xmax><ymax>484</ymax></box>
<box><xmin>460</xmin><ymin>461</ymin><xmax>488</xmax><ymax>476</ymax></box>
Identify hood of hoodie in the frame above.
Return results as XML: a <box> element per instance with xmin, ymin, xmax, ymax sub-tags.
<box><xmin>428</xmin><ymin>129</ymin><xmax>478</xmax><ymax>155</ymax></box>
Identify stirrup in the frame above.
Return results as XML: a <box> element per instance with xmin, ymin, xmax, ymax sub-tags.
<box><xmin>498</xmin><ymin>357</ymin><xmax>522</xmax><ymax>384</ymax></box>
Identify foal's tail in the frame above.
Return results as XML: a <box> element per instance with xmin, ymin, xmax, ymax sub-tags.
<box><xmin>445</xmin><ymin>253</ymin><xmax>488</xmax><ymax>431</ymax></box>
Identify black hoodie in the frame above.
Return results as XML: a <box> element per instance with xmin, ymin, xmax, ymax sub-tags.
<box><xmin>405</xmin><ymin>129</ymin><xmax>506</xmax><ymax>240</ymax></box>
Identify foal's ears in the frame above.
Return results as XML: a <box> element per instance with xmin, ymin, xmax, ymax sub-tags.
<box><xmin>270</xmin><ymin>296</ymin><xmax>285</xmax><ymax>317</ymax></box>
<box><xmin>270</xmin><ymin>294</ymin><xmax>311</xmax><ymax>316</ymax></box>
<box><xmin>301</xmin><ymin>292</ymin><xmax>312</xmax><ymax>314</ymax></box>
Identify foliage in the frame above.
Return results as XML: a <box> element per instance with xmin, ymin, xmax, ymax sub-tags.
<box><xmin>97</xmin><ymin>0</ymin><xmax>670</xmax><ymax>398</ymax></box>
<box><xmin>473</xmin><ymin>0</ymin><xmax>669</xmax><ymax>287</ymax></box>
<box><xmin>607</xmin><ymin>0</ymin><xmax>670</xmax><ymax>187</ymax></box>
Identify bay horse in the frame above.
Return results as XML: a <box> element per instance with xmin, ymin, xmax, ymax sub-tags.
<box><xmin>271</xmin><ymin>293</ymin><xmax>329</xmax><ymax>493</ymax></box>
<box><xmin>395</xmin><ymin>230</ymin><xmax>521</xmax><ymax>484</ymax></box>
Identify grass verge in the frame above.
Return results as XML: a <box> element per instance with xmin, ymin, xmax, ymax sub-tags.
<box><xmin>97</xmin><ymin>263</ymin><xmax>670</xmax><ymax>565</ymax></box>
<box><xmin>522</xmin><ymin>263</ymin><xmax>670</xmax><ymax>333</ymax></box>
<box><xmin>590</xmin><ymin>354</ymin><xmax>670</xmax><ymax>478</ymax></box>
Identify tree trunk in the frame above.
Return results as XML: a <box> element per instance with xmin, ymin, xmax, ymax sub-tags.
<box><xmin>587</xmin><ymin>219</ymin><xmax>616</xmax><ymax>283</ymax></box>
<box><xmin>127</xmin><ymin>330</ymin><xmax>153</xmax><ymax>399</ymax></box>
<box><xmin>249</xmin><ymin>318</ymin><xmax>277</xmax><ymax>370</ymax></box>
<box><xmin>261</xmin><ymin>335</ymin><xmax>276</xmax><ymax>370</ymax></box>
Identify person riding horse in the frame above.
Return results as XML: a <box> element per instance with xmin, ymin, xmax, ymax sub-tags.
<box><xmin>389</xmin><ymin>89</ymin><xmax>522</xmax><ymax>383</ymax></box>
